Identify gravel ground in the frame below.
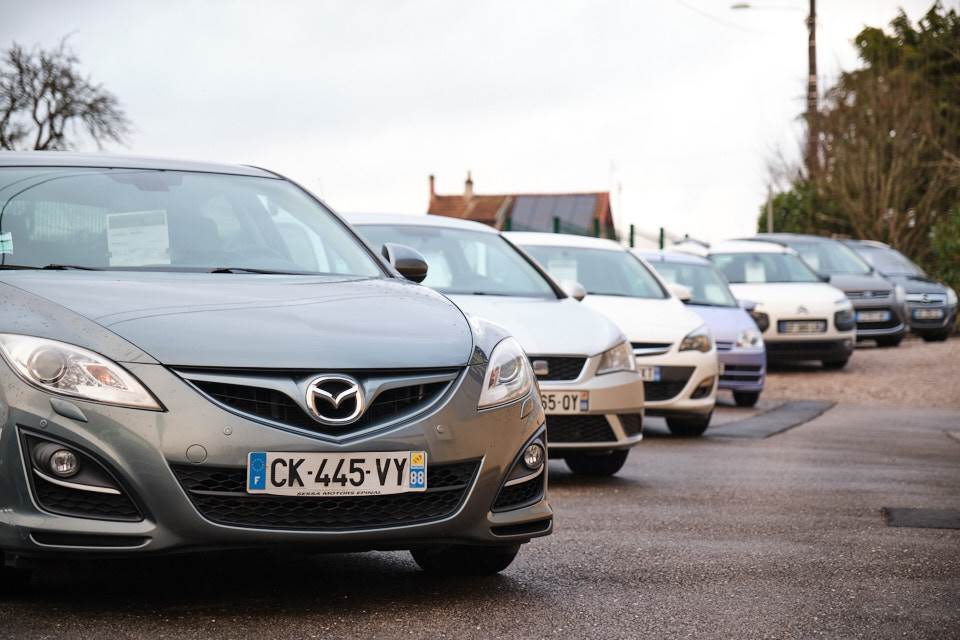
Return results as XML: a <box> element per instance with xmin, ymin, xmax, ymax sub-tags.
<box><xmin>759</xmin><ymin>335</ymin><xmax>960</xmax><ymax>409</ymax></box>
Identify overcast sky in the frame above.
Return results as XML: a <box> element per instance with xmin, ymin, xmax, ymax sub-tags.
<box><xmin>1</xmin><ymin>0</ymin><xmax>937</xmax><ymax>241</ymax></box>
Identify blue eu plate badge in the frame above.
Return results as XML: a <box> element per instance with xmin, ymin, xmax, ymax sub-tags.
<box><xmin>409</xmin><ymin>451</ymin><xmax>427</xmax><ymax>490</ymax></box>
<box><xmin>248</xmin><ymin>452</ymin><xmax>267</xmax><ymax>491</ymax></box>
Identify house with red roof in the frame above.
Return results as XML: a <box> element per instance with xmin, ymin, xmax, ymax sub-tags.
<box><xmin>427</xmin><ymin>172</ymin><xmax>617</xmax><ymax>239</ymax></box>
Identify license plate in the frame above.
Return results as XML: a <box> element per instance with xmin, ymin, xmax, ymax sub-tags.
<box><xmin>778</xmin><ymin>320</ymin><xmax>826</xmax><ymax>334</ymax></box>
<box><xmin>913</xmin><ymin>308</ymin><xmax>944</xmax><ymax>320</ymax></box>
<box><xmin>246</xmin><ymin>451</ymin><xmax>427</xmax><ymax>497</ymax></box>
<box><xmin>856</xmin><ymin>310</ymin><xmax>891</xmax><ymax>322</ymax></box>
<box><xmin>540</xmin><ymin>390</ymin><xmax>589</xmax><ymax>414</ymax></box>
<box><xmin>638</xmin><ymin>366</ymin><xmax>661</xmax><ymax>382</ymax></box>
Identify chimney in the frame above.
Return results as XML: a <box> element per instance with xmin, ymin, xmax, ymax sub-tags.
<box><xmin>428</xmin><ymin>174</ymin><xmax>436</xmax><ymax>199</ymax></box>
<box><xmin>464</xmin><ymin>170</ymin><xmax>474</xmax><ymax>200</ymax></box>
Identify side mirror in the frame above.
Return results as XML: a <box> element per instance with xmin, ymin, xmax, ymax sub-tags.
<box><xmin>559</xmin><ymin>280</ymin><xmax>587</xmax><ymax>301</ymax></box>
<box><xmin>737</xmin><ymin>298</ymin><xmax>757</xmax><ymax>312</ymax></box>
<box><xmin>818</xmin><ymin>273</ymin><xmax>831</xmax><ymax>283</ymax></box>
<box><xmin>669</xmin><ymin>283</ymin><xmax>692</xmax><ymax>302</ymax></box>
<box><xmin>381</xmin><ymin>243</ymin><xmax>428</xmax><ymax>283</ymax></box>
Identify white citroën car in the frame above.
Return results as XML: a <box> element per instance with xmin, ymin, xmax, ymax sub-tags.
<box><xmin>684</xmin><ymin>240</ymin><xmax>856</xmax><ymax>369</ymax></box>
<box><xmin>507</xmin><ymin>232</ymin><xmax>719</xmax><ymax>437</ymax></box>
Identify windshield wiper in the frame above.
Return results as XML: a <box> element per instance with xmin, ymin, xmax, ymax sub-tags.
<box><xmin>208</xmin><ymin>267</ymin><xmax>300</xmax><ymax>275</ymax></box>
<box><xmin>0</xmin><ymin>264</ymin><xmax>102</xmax><ymax>270</ymax></box>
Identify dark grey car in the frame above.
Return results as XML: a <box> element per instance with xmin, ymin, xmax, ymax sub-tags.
<box><xmin>844</xmin><ymin>240</ymin><xmax>957</xmax><ymax>341</ymax></box>
<box><xmin>747</xmin><ymin>233</ymin><xmax>908</xmax><ymax>346</ymax></box>
<box><xmin>0</xmin><ymin>153</ymin><xmax>552</xmax><ymax>587</ymax></box>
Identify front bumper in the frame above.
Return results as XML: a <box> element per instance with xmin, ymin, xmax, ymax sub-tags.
<box><xmin>851</xmin><ymin>299</ymin><xmax>907</xmax><ymax>339</ymax></box>
<box><xmin>537</xmin><ymin>363</ymin><xmax>645</xmax><ymax>452</ymax></box>
<box><xmin>764</xmin><ymin>337</ymin><xmax>854</xmax><ymax>362</ymax></box>
<box><xmin>0</xmin><ymin>362</ymin><xmax>552</xmax><ymax>559</ymax></box>
<box><xmin>634</xmin><ymin>348</ymin><xmax>718</xmax><ymax>418</ymax></box>
<box><xmin>717</xmin><ymin>348</ymin><xmax>766</xmax><ymax>393</ymax></box>
<box><xmin>905</xmin><ymin>303</ymin><xmax>957</xmax><ymax>333</ymax></box>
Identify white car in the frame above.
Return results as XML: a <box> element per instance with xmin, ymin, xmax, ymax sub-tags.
<box><xmin>507</xmin><ymin>232</ymin><xmax>719</xmax><ymax>437</ymax></box>
<box><xmin>348</xmin><ymin>214</ymin><xmax>646</xmax><ymax>476</ymax></box>
<box><xmin>681</xmin><ymin>240</ymin><xmax>856</xmax><ymax>369</ymax></box>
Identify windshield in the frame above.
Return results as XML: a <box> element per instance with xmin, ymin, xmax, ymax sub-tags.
<box><xmin>0</xmin><ymin>167</ymin><xmax>383</xmax><ymax>276</ymax></box>
<box><xmin>651</xmin><ymin>260</ymin><xmax>737</xmax><ymax>307</ymax></box>
<box><xmin>850</xmin><ymin>244</ymin><xmax>924</xmax><ymax>277</ymax></box>
<box><xmin>710</xmin><ymin>252</ymin><xmax>821</xmax><ymax>284</ymax></box>
<box><xmin>782</xmin><ymin>239</ymin><xmax>871</xmax><ymax>275</ymax></box>
<box><xmin>519</xmin><ymin>244</ymin><xmax>667</xmax><ymax>299</ymax></box>
<box><xmin>355</xmin><ymin>224</ymin><xmax>557</xmax><ymax>297</ymax></box>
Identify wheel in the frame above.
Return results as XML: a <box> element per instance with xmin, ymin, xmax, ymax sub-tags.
<box><xmin>822</xmin><ymin>358</ymin><xmax>849</xmax><ymax>370</ymax></box>
<box><xmin>875</xmin><ymin>335</ymin><xmax>903</xmax><ymax>347</ymax></box>
<box><xmin>921</xmin><ymin>331</ymin><xmax>950</xmax><ymax>342</ymax></box>
<box><xmin>410</xmin><ymin>543</ymin><xmax>520</xmax><ymax>576</ymax></box>
<box><xmin>666</xmin><ymin>412</ymin><xmax>712</xmax><ymax>437</ymax></box>
<box><xmin>564</xmin><ymin>449</ymin><xmax>630</xmax><ymax>476</ymax></box>
<box><xmin>0</xmin><ymin>564</ymin><xmax>32</xmax><ymax>595</ymax></box>
<box><xmin>733</xmin><ymin>391</ymin><xmax>760</xmax><ymax>408</ymax></box>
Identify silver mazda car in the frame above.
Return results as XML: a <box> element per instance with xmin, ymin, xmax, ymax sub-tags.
<box><xmin>0</xmin><ymin>153</ymin><xmax>552</xmax><ymax>586</ymax></box>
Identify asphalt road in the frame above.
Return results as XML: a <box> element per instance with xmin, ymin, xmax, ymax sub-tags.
<box><xmin>4</xmin><ymin>384</ymin><xmax>960</xmax><ymax>638</ymax></box>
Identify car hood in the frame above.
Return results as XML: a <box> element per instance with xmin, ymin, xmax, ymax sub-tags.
<box><xmin>729</xmin><ymin>282</ymin><xmax>848</xmax><ymax>310</ymax></box>
<box><xmin>447</xmin><ymin>295</ymin><xmax>623</xmax><ymax>356</ymax></box>
<box><xmin>0</xmin><ymin>272</ymin><xmax>474</xmax><ymax>369</ymax></box>
<box><xmin>884</xmin><ymin>274</ymin><xmax>947</xmax><ymax>295</ymax></box>
<box><xmin>580</xmin><ymin>295</ymin><xmax>704</xmax><ymax>342</ymax></box>
<box><xmin>827</xmin><ymin>273</ymin><xmax>892</xmax><ymax>293</ymax></box>
<box><xmin>687</xmin><ymin>305</ymin><xmax>757</xmax><ymax>343</ymax></box>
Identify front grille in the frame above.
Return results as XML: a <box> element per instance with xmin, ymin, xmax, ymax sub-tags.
<box><xmin>171</xmin><ymin>460</ymin><xmax>479</xmax><ymax>531</ymax></box>
<box><xmin>33</xmin><ymin>476</ymin><xmax>141</xmax><ymax>522</ymax></box>
<box><xmin>720</xmin><ymin>364</ymin><xmax>764</xmax><ymax>384</ymax></box>
<box><xmin>546</xmin><ymin>415</ymin><xmax>615</xmax><ymax>442</ymax></box>
<box><xmin>188</xmin><ymin>375</ymin><xmax>451</xmax><ymax>437</ymax></box>
<box><xmin>528</xmin><ymin>356</ymin><xmax>586</xmax><ymax>381</ymax></box>
<box><xmin>847</xmin><ymin>290</ymin><xmax>891</xmax><ymax>300</ymax></box>
<box><xmin>617</xmin><ymin>414</ymin><xmax>643</xmax><ymax>436</ymax></box>
<box><xmin>493</xmin><ymin>472</ymin><xmax>545</xmax><ymax>511</ymax></box>
<box><xmin>644</xmin><ymin>365</ymin><xmax>694</xmax><ymax>401</ymax></box>
<box><xmin>906</xmin><ymin>293</ymin><xmax>946</xmax><ymax>304</ymax></box>
<box><xmin>632</xmin><ymin>342</ymin><xmax>672</xmax><ymax>355</ymax></box>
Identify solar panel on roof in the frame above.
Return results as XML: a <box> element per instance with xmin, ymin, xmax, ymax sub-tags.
<box><xmin>510</xmin><ymin>195</ymin><xmax>597</xmax><ymax>234</ymax></box>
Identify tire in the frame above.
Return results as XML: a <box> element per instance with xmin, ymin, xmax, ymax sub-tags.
<box><xmin>564</xmin><ymin>449</ymin><xmax>630</xmax><ymax>476</ymax></box>
<box><xmin>921</xmin><ymin>331</ymin><xmax>950</xmax><ymax>342</ymax></box>
<box><xmin>733</xmin><ymin>391</ymin><xmax>760</xmax><ymax>408</ymax></box>
<box><xmin>666</xmin><ymin>412</ymin><xmax>712</xmax><ymax>437</ymax></box>
<box><xmin>875</xmin><ymin>335</ymin><xmax>903</xmax><ymax>347</ymax></box>
<box><xmin>410</xmin><ymin>544</ymin><xmax>520</xmax><ymax>576</ymax></box>
<box><xmin>0</xmin><ymin>564</ymin><xmax>32</xmax><ymax>596</ymax></box>
<box><xmin>822</xmin><ymin>358</ymin><xmax>849</xmax><ymax>370</ymax></box>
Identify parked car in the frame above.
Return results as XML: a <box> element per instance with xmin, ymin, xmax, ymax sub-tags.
<box><xmin>0</xmin><ymin>153</ymin><xmax>553</xmax><ymax>584</ymax></box>
<box><xmin>680</xmin><ymin>240</ymin><xmax>856</xmax><ymax>369</ymax></box>
<box><xmin>506</xmin><ymin>232</ymin><xmax>718</xmax><ymax>437</ymax></box>
<box><xmin>637</xmin><ymin>249</ymin><xmax>766</xmax><ymax>408</ymax></box>
<box><xmin>745</xmin><ymin>233</ymin><xmax>907</xmax><ymax>347</ymax></box>
<box><xmin>844</xmin><ymin>240</ymin><xmax>957</xmax><ymax>341</ymax></box>
<box><xmin>348</xmin><ymin>214</ymin><xmax>645</xmax><ymax>476</ymax></box>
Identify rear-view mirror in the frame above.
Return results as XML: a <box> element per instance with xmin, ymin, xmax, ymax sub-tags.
<box><xmin>381</xmin><ymin>243</ymin><xmax>428</xmax><ymax>283</ymax></box>
<box><xmin>669</xmin><ymin>283</ymin><xmax>692</xmax><ymax>302</ymax></box>
<box><xmin>559</xmin><ymin>280</ymin><xmax>587</xmax><ymax>301</ymax></box>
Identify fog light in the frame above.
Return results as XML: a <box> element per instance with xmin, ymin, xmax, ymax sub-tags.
<box><xmin>691</xmin><ymin>376</ymin><xmax>716</xmax><ymax>400</ymax></box>
<box><xmin>49</xmin><ymin>449</ymin><xmax>80</xmax><ymax>478</ymax></box>
<box><xmin>522</xmin><ymin>443</ymin><xmax>545</xmax><ymax>470</ymax></box>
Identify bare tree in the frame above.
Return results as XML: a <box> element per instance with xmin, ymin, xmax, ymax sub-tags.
<box><xmin>0</xmin><ymin>40</ymin><xmax>130</xmax><ymax>151</ymax></box>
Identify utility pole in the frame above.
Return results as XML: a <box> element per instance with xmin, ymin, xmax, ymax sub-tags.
<box><xmin>766</xmin><ymin>184</ymin><xmax>774</xmax><ymax>233</ymax></box>
<box><xmin>805</xmin><ymin>0</ymin><xmax>818</xmax><ymax>177</ymax></box>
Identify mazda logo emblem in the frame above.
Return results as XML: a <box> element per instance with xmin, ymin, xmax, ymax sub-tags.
<box><xmin>305</xmin><ymin>375</ymin><xmax>365</xmax><ymax>425</ymax></box>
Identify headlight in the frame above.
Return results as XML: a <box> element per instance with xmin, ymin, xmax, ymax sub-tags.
<box><xmin>679</xmin><ymin>325</ymin><xmax>713</xmax><ymax>352</ymax></box>
<box><xmin>948</xmin><ymin>287</ymin><xmax>958</xmax><ymax>306</ymax></box>
<box><xmin>596</xmin><ymin>339</ymin><xmax>637</xmax><ymax>375</ymax></box>
<box><xmin>735</xmin><ymin>328</ymin><xmax>763</xmax><ymax>350</ymax></box>
<box><xmin>834</xmin><ymin>309</ymin><xmax>856</xmax><ymax>332</ymax></box>
<box><xmin>477</xmin><ymin>337</ymin><xmax>534</xmax><ymax>409</ymax></box>
<box><xmin>0</xmin><ymin>334</ymin><xmax>161</xmax><ymax>410</ymax></box>
<box><xmin>749</xmin><ymin>309</ymin><xmax>770</xmax><ymax>333</ymax></box>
